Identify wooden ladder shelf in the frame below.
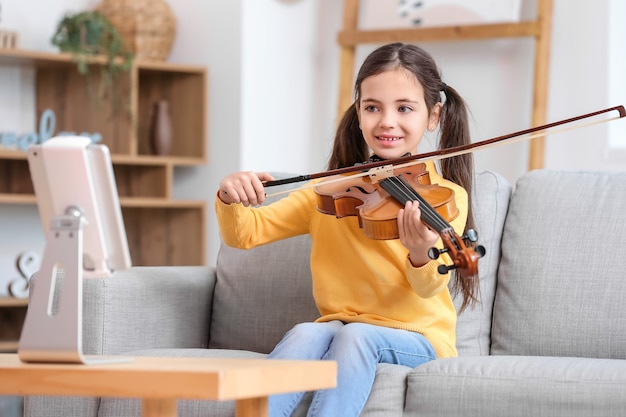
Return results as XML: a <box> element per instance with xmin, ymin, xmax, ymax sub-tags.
<box><xmin>336</xmin><ymin>0</ymin><xmax>554</xmax><ymax>170</ymax></box>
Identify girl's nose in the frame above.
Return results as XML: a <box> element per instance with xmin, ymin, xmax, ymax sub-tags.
<box><xmin>379</xmin><ymin>110</ymin><xmax>396</xmax><ymax>128</ymax></box>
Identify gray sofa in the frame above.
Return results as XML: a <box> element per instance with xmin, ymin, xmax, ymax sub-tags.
<box><xmin>24</xmin><ymin>169</ymin><xmax>626</xmax><ymax>417</ymax></box>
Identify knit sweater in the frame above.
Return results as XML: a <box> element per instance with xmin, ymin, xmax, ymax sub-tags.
<box><xmin>214</xmin><ymin>161</ymin><xmax>468</xmax><ymax>358</ymax></box>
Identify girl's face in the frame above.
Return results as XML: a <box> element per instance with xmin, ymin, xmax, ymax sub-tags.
<box><xmin>357</xmin><ymin>68</ymin><xmax>441</xmax><ymax>160</ymax></box>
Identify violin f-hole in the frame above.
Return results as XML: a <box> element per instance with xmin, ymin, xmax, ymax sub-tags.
<box><xmin>346</xmin><ymin>186</ymin><xmax>375</xmax><ymax>195</ymax></box>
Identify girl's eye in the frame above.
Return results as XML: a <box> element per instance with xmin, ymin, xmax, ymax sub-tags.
<box><xmin>364</xmin><ymin>105</ymin><xmax>378</xmax><ymax>112</ymax></box>
<box><xmin>398</xmin><ymin>105</ymin><xmax>412</xmax><ymax>113</ymax></box>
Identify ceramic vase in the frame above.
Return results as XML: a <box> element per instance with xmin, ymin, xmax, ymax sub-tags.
<box><xmin>149</xmin><ymin>99</ymin><xmax>172</xmax><ymax>156</ymax></box>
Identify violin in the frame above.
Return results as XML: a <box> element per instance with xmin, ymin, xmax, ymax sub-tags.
<box><xmin>263</xmin><ymin>105</ymin><xmax>626</xmax><ymax>279</ymax></box>
<box><xmin>314</xmin><ymin>163</ymin><xmax>485</xmax><ymax>278</ymax></box>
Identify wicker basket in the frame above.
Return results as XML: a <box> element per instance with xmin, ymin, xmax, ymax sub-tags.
<box><xmin>96</xmin><ymin>0</ymin><xmax>176</xmax><ymax>61</ymax></box>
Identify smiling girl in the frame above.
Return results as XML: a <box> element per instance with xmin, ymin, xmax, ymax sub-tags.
<box><xmin>215</xmin><ymin>42</ymin><xmax>477</xmax><ymax>417</ymax></box>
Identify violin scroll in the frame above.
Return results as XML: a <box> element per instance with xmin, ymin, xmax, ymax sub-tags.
<box><xmin>428</xmin><ymin>228</ymin><xmax>486</xmax><ymax>278</ymax></box>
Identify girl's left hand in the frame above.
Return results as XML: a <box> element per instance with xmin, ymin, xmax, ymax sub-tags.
<box><xmin>397</xmin><ymin>201</ymin><xmax>439</xmax><ymax>267</ymax></box>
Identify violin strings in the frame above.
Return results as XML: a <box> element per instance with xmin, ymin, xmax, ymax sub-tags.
<box><xmin>395</xmin><ymin>176</ymin><xmax>450</xmax><ymax>232</ymax></box>
<box><xmin>380</xmin><ymin>176</ymin><xmax>450</xmax><ymax>233</ymax></box>
<box><xmin>382</xmin><ymin>178</ymin><xmax>446</xmax><ymax>231</ymax></box>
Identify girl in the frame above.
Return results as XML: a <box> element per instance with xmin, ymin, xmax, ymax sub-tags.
<box><xmin>215</xmin><ymin>42</ymin><xmax>478</xmax><ymax>417</ymax></box>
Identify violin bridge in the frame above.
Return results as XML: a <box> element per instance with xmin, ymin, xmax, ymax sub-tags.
<box><xmin>368</xmin><ymin>165</ymin><xmax>395</xmax><ymax>184</ymax></box>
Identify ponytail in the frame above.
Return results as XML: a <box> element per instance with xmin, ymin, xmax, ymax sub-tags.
<box><xmin>439</xmin><ymin>84</ymin><xmax>478</xmax><ymax>313</ymax></box>
<box><xmin>328</xmin><ymin>103</ymin><xmax>369</xmax><ymax>170</ymax></box>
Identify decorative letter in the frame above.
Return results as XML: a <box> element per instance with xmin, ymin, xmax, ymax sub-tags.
<box><xmin>18</xmin><ymin>133</ymin><xmax>39</xmax><ymax>151</ymax></box>
<box><xmin>39</xmin><ymin>109</ymin><xmax>56</xmax><ymax>143</ymax></box>
<box><xmin>1</xmin><ymin>132</ymin><xmax>17</xmax><ymax>147</ymax></box>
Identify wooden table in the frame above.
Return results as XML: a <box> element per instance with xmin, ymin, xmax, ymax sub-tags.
<box><xmin>0</xmin><ymin>354</ymin><xmax>337</xmax><ymax>417</ymax></box>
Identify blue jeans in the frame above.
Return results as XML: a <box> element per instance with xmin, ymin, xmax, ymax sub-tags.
<box><xmin>267</xmin><ymin>320</ymin><xmax>436</xmax><ymax>417</ymax></box>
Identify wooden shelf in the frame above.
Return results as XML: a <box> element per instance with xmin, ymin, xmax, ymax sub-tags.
<box><xmin>0</xmin><ymin>297</ymin><xmax>27</xmax><ymax>353</ymax></box>
<box><xmin>0</xmin><ymin>194</ymin><xmax>36</xmax><ymax>205</ymax></box>
<box><xmin>0</xmin><ymin>149</ymin><xmax>205</xmax><ymax>166</ymax></box>
<box><xmin>112</xmin><ymin>154</ymin><xmax>206</xmax><ymax>166</ymax></box>
<box><xmin>0</xmin><ymin>48</ymin><xmax>208</xmax><ymax>267</ymax></box>
<box><xmin>0</xmin><ymin>157</ymin><xmax>202</xmax><ymax>200</ymax></box>
<box><xmin>0</xmin><ymin>48</ymin><xmax>89</xmax><ymax>66</ymax></box>
<box><xmin>0</xmin><ymin>47</ymin><xmax>205</xmax><ymax>73</ymax></box>
<box><xmin>338</xmin><ymin>21</ymin><xmax>541</xmax><ymax>45</ymax></box>
<box><xmin>0</xmin><ymin>149</ymin><xmax>26</xmax><ymax>160</ymax></box>
<box><xmin>0</xmin><ymin>341</ymin><xmax>19</xmax><ymax>353</ymax></box>
<box><xmin>119</xmin><ymin>198</ymin><xmax>206</xmax><ymax>208</ymax></box>
<box><xmin>0</xmin><ymin>48</ymin><xmax>207</xmax><ymax>159</ymax></box>
<box><xmin>0</xmin><ymin>297</ymin><xmax>28</xmax><ymax>307</ymax></box>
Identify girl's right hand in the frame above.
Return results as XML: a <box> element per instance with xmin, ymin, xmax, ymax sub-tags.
<box><xmin>218</xmin><ymin>172</ymin><xmax>275</xmax><ymax>206</ymax></box>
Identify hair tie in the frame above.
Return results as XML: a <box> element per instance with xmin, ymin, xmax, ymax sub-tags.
<box><xmin>440</xmin><ymin>82</ymin><xmax>447</xmax><ymax>91</ymax></box>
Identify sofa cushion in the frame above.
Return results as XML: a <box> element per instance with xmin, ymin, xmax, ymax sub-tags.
<box><xmin>405</xmin><ymin>355</ymin><xmax>626</xmax><ymax>417</ymax></box>
<box><xmin>451</xmin><ymin>170</ymin><xmax>511</xmax><ymax>356</ymax></box>
<box><xmin>210</xmin><ymin>175</ymin><xmax>321</xmax><ymax>353</ymax></box>
<box><xmin>492</xmin><ymin>170</ymin><xmax>626</xmax><ymax>358</ymax></box>
<box><xmin>293</xmin><ymin>363</ymin><xmax>412</xmax><ymax>417</ymax></box>
<box><xmin>23</xmin><ymin>396</ymin><xmax>98</xmax><ymax>417</ymax></box>
<box><xmin>210</xmin><ymin>233</ymin><xmax>319</xmax><ymax>354</ymax></box>
<box><xmin>82</xmin><ymin>267</ymin><xmax>214</xmax><ymax>355</ymax></box>
<box><xmin>360</xmin><ymin>363</ymin><xmax>414</xmax><ymax>417</ymax></box>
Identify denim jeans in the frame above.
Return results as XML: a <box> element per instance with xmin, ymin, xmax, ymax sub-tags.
<box><xmin>267</xmin><ymin>320</ymin><xmax>436</xmax><ymax>417</ymax></box>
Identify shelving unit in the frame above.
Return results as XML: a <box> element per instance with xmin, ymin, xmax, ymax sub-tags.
<box><xmin>0</xmin><ymin>297</ymin><xmax>27</xmax><ymax>353</ymax></box>
<box><xmin>336</xmin><ymin>0</ymin><xmax>553</xmax><ymax>170</ymax></box>
<box><xmin>0</xmin><ymin>48</ymin><xmax>208</xmax><ymax>266</ymax></box>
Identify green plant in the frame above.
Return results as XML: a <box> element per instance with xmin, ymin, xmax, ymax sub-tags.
<box><xmin>51</xmin><ymin>11</ymin><xmax>134</xmax><ymax>116</ymax></box>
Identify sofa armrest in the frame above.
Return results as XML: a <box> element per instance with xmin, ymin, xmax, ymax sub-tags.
<box><xmin>81</xmin><ymin>266</ymin><xmax>216</xmax><ymax>355</ymax></box>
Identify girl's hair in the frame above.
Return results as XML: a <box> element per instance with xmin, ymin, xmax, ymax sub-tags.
<box><xmin>328</xmin><ymin>42</ymin><xmax>478</xmax><ymax>312</ymax></box>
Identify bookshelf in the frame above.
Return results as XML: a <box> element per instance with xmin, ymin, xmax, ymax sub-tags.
<box><xmin>0</xmin><ymin>48</ymin><xmax>208</xmax><ymax>267</ymax></box>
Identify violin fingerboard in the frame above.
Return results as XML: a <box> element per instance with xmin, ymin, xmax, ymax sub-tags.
<box><xmin>379</xmin><ymin>176</ymin><xmax>450</xmax><ymax>233</ymax></box>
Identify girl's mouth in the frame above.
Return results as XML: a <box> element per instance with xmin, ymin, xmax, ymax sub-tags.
<box><xmin>376</xmin><ymin>136</ymin><xmax>402</xmax><ymax>146</ymax></box>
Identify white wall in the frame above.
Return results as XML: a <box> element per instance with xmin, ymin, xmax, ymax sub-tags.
<box><xmin>168</xmin><ymin>0</ymin><xmax>323</xmax><ymax>268</ymax></box>
<box><xmin>546</xmin><ymin>0</ymin><xmax>626</xmax><ymax>171</ymax></box>
<box><xmin>609</xmin><ymin>0</ymin><xmax>626</xmax><ymax>150</ymax></box>
<box><xmin>0</xmin><ymin>0</ymin><xmax>100</xmax><ymax>296</ymax></box>
<box><xmin>0</xmin><ymin>0</ymin><xmax>624</xmax><ymax>295</ymax></box>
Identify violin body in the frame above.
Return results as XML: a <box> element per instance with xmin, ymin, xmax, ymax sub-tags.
<box><xmin>315</xmin><ymin>164</ymin><xmax>459</xmax><ymax>240</ymax></box>
<box><xmin>314</xmin><ymin>163</ymin><xmax>483</xmax><ymax>278</ymax></box>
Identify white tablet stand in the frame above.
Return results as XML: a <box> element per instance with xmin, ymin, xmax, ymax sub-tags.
<box><xmin>18</xmin><ymin>136</ymin><xmax>132</xmax><ymax>364</ymax></box>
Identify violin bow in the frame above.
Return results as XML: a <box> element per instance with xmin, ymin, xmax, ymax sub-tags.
<box><xmin>264</xmin><ymin>105</ymin><xmax>626</xmax><ymax>194</ymax></box>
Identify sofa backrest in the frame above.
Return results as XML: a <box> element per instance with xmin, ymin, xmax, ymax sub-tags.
<box><xmin>491</xmin><ymin>170</ymin><xmax>626</xmax><ymax>359</ymax></box>
<box><xmin>452</xmin><ymin>170</ymin><xmax>511</xmax><ymax>356</ymax></box>
<box><xmin>209</xmin><ymin>170</ymin><xmax>511</xmax><ymax>356</ymax></box>
<box><xmin>209</xmin><ymin>176</ymin><xmax>319</xmax><ymax>354</ymax></box>
<box><xmin>210</xmin><ymin>233</ymin><xmax>318</xmax><ymax>354</ymax></box>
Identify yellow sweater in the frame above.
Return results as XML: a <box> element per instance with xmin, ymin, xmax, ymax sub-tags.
<box><xmin>214</xmin><ymin>161</ymin><xmax>468</xmax><ymax>358</ymax></box>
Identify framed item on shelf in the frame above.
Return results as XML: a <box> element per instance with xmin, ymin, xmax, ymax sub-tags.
<box><xmin>360</xmin><ymin>0</ymin><xmax>522</xmax><ymax>29</ymax></box>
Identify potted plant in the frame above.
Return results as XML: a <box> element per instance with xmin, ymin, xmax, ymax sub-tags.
<box><xmin>51</xmin><ymin>10</ymin><xmax>134</xmax><ymax>116</ymax></box>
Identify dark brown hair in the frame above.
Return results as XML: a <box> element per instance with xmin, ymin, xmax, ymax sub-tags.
<box><xmin>328</xmin><ymin>42</ymin><xmax>478</xmax><ymax>312</ymax></box>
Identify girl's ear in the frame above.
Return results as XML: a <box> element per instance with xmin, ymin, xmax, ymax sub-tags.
<box><xmin>428</xmin><ymin>102</ymin><xmax>442</xmax><ymax>131</ymax></box>
<box><xmin>355</xmin><ymin>102</ymin><xmax>361</xmax><ymax>127</ymax></box>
